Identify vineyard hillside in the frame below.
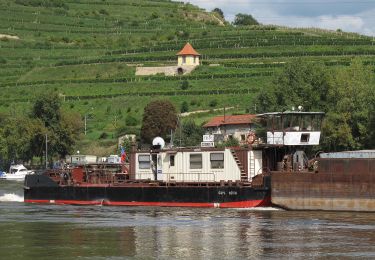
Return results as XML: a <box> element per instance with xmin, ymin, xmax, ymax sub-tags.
<box><xmin>0</xmin><ymin>0</ymin><xmax>374</xmax><ymax>154</ymax></box>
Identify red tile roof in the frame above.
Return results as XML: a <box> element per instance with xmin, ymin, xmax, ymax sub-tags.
<box><xmin>176</xmin><ymin>43</ymin><xmax>200</xmax><ymax>56</ymax></box>
<box><xmin>203</xmin><ymin>114</ymin><xmax>256</xmax><ymax>128</ymax></box>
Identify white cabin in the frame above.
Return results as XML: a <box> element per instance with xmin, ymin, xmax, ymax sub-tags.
<box><xmin>133</xmin><ymin>148</ymin><xmax>263</xmax><ymax>183</ymax></box>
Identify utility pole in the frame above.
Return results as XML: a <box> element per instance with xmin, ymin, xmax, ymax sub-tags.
<box><xmin>84</xmin><ymin>114</ymin><xmax>87</xmax><ymax>135</ymax></box>
<box><xmin>45</xmin><ymin>134</ymin><xmax>48</xmax><ymax>169</ymax></box>
<box><xmin>179</xmin><ymin>116</ymin><xmax>182</xmax><ymax>147</ymax></box>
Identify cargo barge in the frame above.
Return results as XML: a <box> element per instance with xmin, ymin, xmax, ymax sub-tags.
<box><xmin>271</xmin><ymin>151</ymin><xmax>375</xmax><ymax>212</ymax></box>
<box><xmin>257</xmin><ymin>111</ymin><xmax>375</xmax><ymax>212</ymax></box>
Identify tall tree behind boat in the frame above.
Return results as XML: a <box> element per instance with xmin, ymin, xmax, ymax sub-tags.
<box><xmin>252</xmin><ymin>58</ymin><xmax>375</xmax><ymax>151</ymax></box>
<box><xmin>0</xmin><ymin>92</ymin><xmax>82</xmax><ymax>169</ymax></box>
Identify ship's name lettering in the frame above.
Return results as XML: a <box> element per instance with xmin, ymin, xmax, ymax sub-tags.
<box><xmin>218</xmin><ymin>191</ymin><xmax>238</xmax><ymax>196</ymax></box>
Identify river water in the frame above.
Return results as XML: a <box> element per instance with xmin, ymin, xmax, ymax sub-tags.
<box><xmin>0</xmin><ymin>181</ymin><xmax>374</xmax><ymax>259</ymax></box>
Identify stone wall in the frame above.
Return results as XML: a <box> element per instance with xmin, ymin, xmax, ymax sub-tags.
<box><xmin>135</xmin><ymin>65</ymin><xmax>197</xmax><ymax>76</ymax></box>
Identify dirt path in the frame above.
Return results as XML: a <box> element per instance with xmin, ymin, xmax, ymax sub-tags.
<box><xmin>180</xmin><ymin>106</ymin><xmax>234</xmax><ymax>117</ymax></box>
<box><xmin>0</xmin><ymin>34</ymin><xmax>20</xmax><ymax>40</ymax></box>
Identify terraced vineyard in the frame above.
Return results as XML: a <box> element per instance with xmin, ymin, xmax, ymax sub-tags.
<box><xmin>1</xmin><ymin>0</ymin><xmax>374</xmax><ymax>153</ymax></box>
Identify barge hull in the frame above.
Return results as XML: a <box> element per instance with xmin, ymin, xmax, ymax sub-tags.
<box><xmin>271</xmin><ymin>158</ymin><xmax>375</xmax><ymax>212</ymax></box>
<box><xmin>24</xmin><ymin>175</ymin><xmax>270</xmax><ymax>208</ymax></box>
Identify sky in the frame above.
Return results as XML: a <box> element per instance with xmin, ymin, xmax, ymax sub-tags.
<box><xmin>182</xmin><ymin>0</ymin><xmax>375</xmax><ymax>36</ymax></box>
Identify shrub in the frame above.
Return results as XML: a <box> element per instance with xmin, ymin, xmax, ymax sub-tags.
<box><xmin>99</xmin><ymin>132</ymin><xmax>109</xmax><ymax>139</ymax></box>
<box><xmin>180</xmin><ymin>80</ymin><xmax>189</xmax><ymax>90</ymax></box>
<box><xmin>180</xmin><ymin>101</ymin><xmax>189</xmax><ymax>113</ymax></box>
<box><xmin>106</xmin><ymin>106</ymin><xmax>111</xmax><ymax>114</ymax></box>
<box><xmin>131</xmin><ymin>21</ymin><xmax>139</xmax><ymax>27</ymax></box>
<box><xmin>125</xmin><ymin>115</ymin><xmax>137</xmax><ymax>126</ymax></box>
<box><xmin>99</xmin><ymin>9</ymin><xmax>109</xmax><ymax>15</ymax></box>
<box><xmin>150</xmin><ymin>12</ymin><xmax>159</xmax><ymax>19</ymax></box>
<box><xmin>209</xmin><ymin>99</ymin><xmax>218</xmax><ymax>107</ymax></box>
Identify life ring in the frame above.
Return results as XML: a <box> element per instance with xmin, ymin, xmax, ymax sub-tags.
<box><xmin>247</xmin><ymin>132</ymin><xmax>256</xmax><ymax>144</ymax></box>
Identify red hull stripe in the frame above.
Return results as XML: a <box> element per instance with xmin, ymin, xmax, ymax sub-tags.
<box><xmin>24</xmin><ymin>197</ymin><xmax>271</xmax><ymax>208</ymax></box>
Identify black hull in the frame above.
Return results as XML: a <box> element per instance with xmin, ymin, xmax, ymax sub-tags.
<box><xmin>24</xmin><ymin>175</ymin><xmax>270</xmax><ymax>208</ymax></box>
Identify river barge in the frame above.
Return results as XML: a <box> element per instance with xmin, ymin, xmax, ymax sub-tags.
<box><xmin>24</xmin><ymin>146</ymin><xmax>271</xmax><ymax>208</ymax></box>
<box><xmin>271</xmin><ymin>151</ymin><xmax>375</xmax><ymax>212</ymax></box>
<box><xmin>25</xmin><ymin>110</ymin><xmax>372</xmax><ymax>211</ymax></box>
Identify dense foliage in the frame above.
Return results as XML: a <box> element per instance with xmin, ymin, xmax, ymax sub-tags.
<box><xmin>0</xmin><ymin>93</ymin><xmax>82</xmax><ymax>168</ymax></box>
<box><xmin>254</xmin><ymin>58</ymin><xmax>375</xmax><ymax>151</ymax></box>
<box><xmin>140</xmin><ymin>100</ymin><xmax>178</xmax><ymax>144</ymax></box>
<box><xmin>212</xmin><ymin>8</ymin><xmax>224</xmax><ymax>19</ymax></box>
<box><xmin>233</xmin><ymin>13</ymin><xmax>259</xmax><ymax>26</ymax></box>
<box><xmin>174</xmin><ymin>119</ymin><xmax>205</xmax><ymax>147</ymax></box>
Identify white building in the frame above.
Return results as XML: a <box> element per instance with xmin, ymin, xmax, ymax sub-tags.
<box><xmin>203</xmin><ymin>114</ymin><xmax>257</xmax><ymax>145</ymax></box>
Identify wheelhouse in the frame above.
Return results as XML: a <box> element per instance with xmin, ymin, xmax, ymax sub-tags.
<box><xmin>258</xmin><ymin>112</ymin><xmax>324</xmax><ymax>146</ymax></box>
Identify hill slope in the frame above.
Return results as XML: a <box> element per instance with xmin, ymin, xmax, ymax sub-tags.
<box><xmin>0</xmin><ymin>0</ymin><xmax>374</xmax><ymax>153</ymax></box>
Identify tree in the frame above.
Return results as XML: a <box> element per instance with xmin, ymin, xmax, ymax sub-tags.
<box><xmin>31</xmin><ymin>92</ymin><xmax>82</xmax><ymax>159</ymax></box>
<box><xmin>174</xmin><ymin>119</ymin><xmax>204</xmax><ymax>147</ymax></box>
<box><xmin>321</xmin><ymin>59</ymin><xmax>374</xmax><ymax>150</ymax></box>
<box><xmin>180</xmin><ymin>101</ymin><xmax>189</xmax><ymax>113</ymax></box>
<box><xmin>367</xmin><ymin>99</ymin><xmax>375</xmax><ymax>148</ymax></box>
<box><xmin>31</xmin><ymin>91</ymin><xmax>61</xmax><ymax>128</ymax></box>
<box><xmin>212</xmin><ymin>8</ymin><xmax>224</xmax><ymax>19</ymax></box>
<box><xmin>254</xmin><ymin>60</ymin><xmax>330</xmax><ymax>113</ymax></box>
<box><xmin>140</xmin><ymin>100</ymin><xmax>178</xmax><ymax>144</ymax></box>
<box><xmin>121</xmin><ymin>136</ymin><xmax>133</xmax><ymax>156</ymax></box>
<box><xmin>252</xmin><ymin>89</ymin><xmax>277</xmax><ymax>113</ymax></box>
<box><xmin>233</xmin><ymin>13</ymin><xmax>259</xmax><ymax>26</ymax></box>
<box><xmin>55</xmin><ymin>111</ymin><xmax>83</xmax><ymax>157</ymax></box>
<box><xmin>0</xmin><ymin>116</ymin><xmax>45</xmax><ymax>166</ymax></box>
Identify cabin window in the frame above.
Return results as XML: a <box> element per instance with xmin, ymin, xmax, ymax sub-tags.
<box><xmin>138</xmin><ymin>155</ymin><xmax>151</xmax><ymax>169</ymax></box>
<box><xmin>312</xmin><ymin>115</ymin><xmax>323</xmax><ymax>131</ymax></box>
<box><xmin>210</xmin><ymin>153</ymin><xmax>224</xmax><ymax>169</ymax></box>
<box><xmin>182</xmin><ymin>56</ymin><xmax>186</xmax><ymax>64</ymax></box>
<box><xmin>190</xmin><ymin>154</ymin><xmax>202</xmax><ymax>169</ymax></box>
<box><xmin>194</xmin><ymin>56</ymin><xmax>196</xmax><ymax>63</ymax></box>
<box><xmin>241</xmin><ymin>134</ymin><xmax>246</xmax><ymax>141</ymax></box>
<box><xmin>170</xmin><ymin>155</ymin><xmax>175</xmax><ymax>167</ymax></box>
<box><xmin>300</xmin><ymin>133</ymin><xmax>310</xmax><ymax>143</ymax></box>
